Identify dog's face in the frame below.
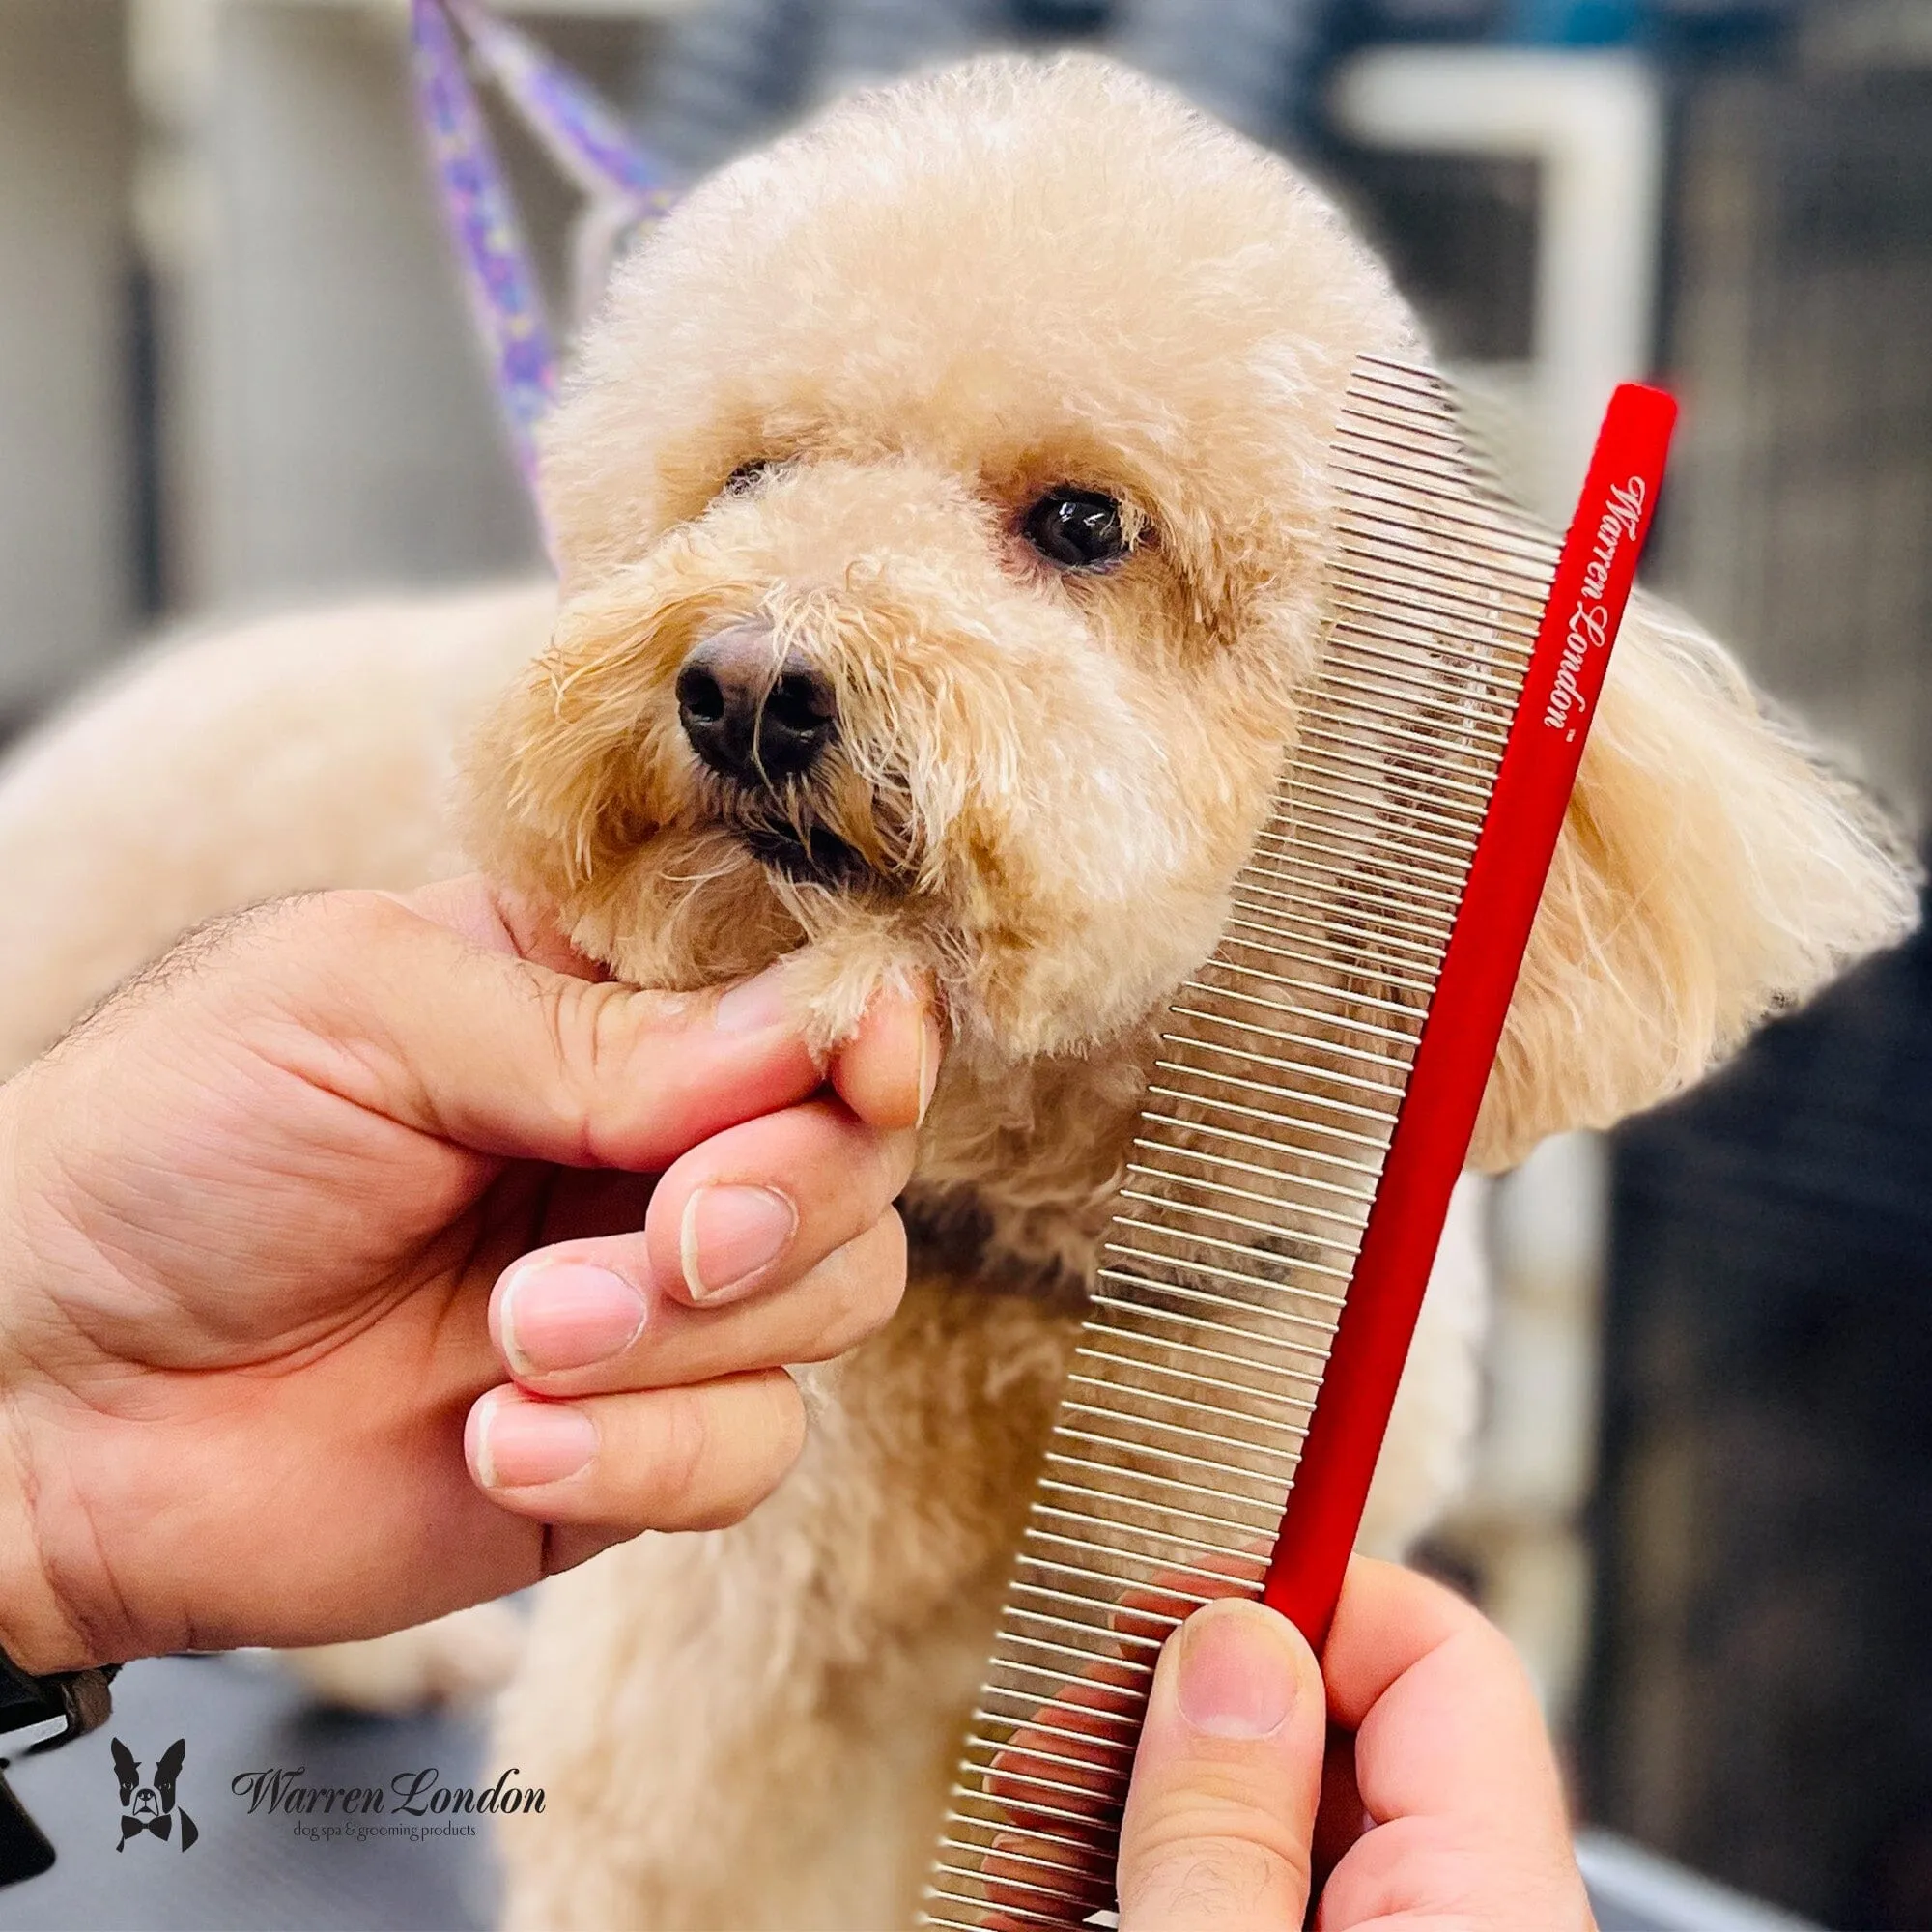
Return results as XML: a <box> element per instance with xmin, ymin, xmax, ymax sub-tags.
<box><xmin>468</xmin><ymin>57</ymin><xmax>1416</xmax><ymax>1061</ymax></box>
<box><xmin>469</xmin><ymin>55</ymin><xmax>1911</xmax><ymax>1156</ymax></box>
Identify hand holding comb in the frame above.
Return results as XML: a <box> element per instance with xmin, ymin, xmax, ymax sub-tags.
<box><xmin>923</xmin><ymin>357</ymin><xmax>1678</xmax><ymax>1929</ymax></box>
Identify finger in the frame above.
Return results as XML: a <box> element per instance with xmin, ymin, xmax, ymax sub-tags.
<box><xmin>1117</xmin><ymin>1599</ymin><xmax>1325</xmax><ymax>1932</ymax></box>
<box><xmin>1322</xmin><ymin>1558</ymin><xmax>1563</xmax><ymax>1827</ymax></box>
<box><xmin>388</xmin><ymin>873</ymin><xmax>607</xmax><ymax>980</ymax></box>
<box><xmin>492</xmin><ymin>1213</ymin><xmax>906</xmax><ymax>1398</ymax></box>
<box><xmin>828</xmin><ymin>975</ymin><xmax>943</xmax><ymax>1131</ymax></box>
<box><xmin>644</xmin><ymin>1094</ymin><xmax>914</xmax><ymax>1308</ymax></box>
<box><xmin>275</xmin><ymin>893</ymin><xmax>828</xmax><ymax>1171</ymax></box>
<box><xmin>1315</xmin><ymin>1558</ymin><xmax>1588</xmax><ymax>1932</ymax></box>
<box><xmin>464</xmin><ymin>1370</ymin><xmax>806</xmax><ymax>1536</ymax></box>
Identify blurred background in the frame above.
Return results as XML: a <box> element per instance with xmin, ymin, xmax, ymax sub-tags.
<box><xmin>2</xmin><ymin>0</ymin><xmax>1929</xmax><ymax>1927</ymax></box>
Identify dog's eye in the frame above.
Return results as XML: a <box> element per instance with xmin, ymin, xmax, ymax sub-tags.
<box><xmin>723</xmin><ymin>459</ymin><xmax>778</xmax><ymax>497</ymax></box>
<box><xmin>1022</xmin><ymin>488</ymin><xmax>1131</xmax><ymax>569</ymax></box>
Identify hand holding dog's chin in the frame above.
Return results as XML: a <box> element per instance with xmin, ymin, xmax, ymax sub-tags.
<box><xmin>0</xmin><ymin>876</ymin><xmax>932</xmax><ymax>1675</ymax></box>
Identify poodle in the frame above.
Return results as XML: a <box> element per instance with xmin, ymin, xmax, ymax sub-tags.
<box><xmin>0</xmin><ymin>54</ymin><xmax>1912</xmax><ymax>1932</ymax></box>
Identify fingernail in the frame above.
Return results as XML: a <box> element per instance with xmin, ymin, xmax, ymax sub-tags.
<box><xmin>1176</xmin><ymin>1601</ymin><xmax>1300</xmax><ymax>1738</ymax></box>
<box><xmin>679</xmin><ymin>1185</ymin><xmax>798</xmax><ymax>1303</ymax></box>
<box><xmin>499</xmin><ymin>1261</ymin><xmax>647</xmax><ymax>1377</ymax></box>
<box><xmin>917</xmin><ymin>1013</ymin><xmax>942</xmax><ymax>1126</ymax></box>
<box><xmin>472</xmin><ymin>1397</ymin><xmax>598</xmax><ymax>1491</ymax></box>
<box><xmin>714</xmin><ymin>961</ymin><xmax>792</xmax><ymax>1033</ymax></box>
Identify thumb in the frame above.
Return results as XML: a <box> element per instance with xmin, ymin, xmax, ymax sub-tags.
<box><xmin>268</xmin><ymin>891</ymin><xmax>830</xmax><ymax>1171</ymax></box>
<box><xmin>1118</xmin><ymin>1599</ymin><xmax>1326</xmax><ymax>1932</ymax></box>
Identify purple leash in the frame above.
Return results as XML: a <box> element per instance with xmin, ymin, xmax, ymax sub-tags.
<box><xmin>408</xmin><ymin>0</ymin><xmax>680</xmax><ymax>550</ymax></box>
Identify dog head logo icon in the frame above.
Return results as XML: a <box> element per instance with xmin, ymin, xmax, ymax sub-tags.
<box><xmin>111</xmin><ymin>1739</ymin><xmax>198</xmax><ymax>1854</ymax></box>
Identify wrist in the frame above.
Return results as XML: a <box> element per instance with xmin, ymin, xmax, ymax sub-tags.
<box><xmin>0</xmin><ymin>1088</ymin><xmax>108</xmax><ymax>1674</ymax></box>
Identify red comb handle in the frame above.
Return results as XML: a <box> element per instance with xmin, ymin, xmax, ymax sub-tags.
<box><xmin>1262</xmin><ymin>383</ymin><xmax>1680</xmax><ymax>1649</ymax></box>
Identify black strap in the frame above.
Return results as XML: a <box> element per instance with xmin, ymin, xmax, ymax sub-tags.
<box><xmin>0</xmin><ymin>1776</ymin><xmax>52</xmax><ymax>1887</ymax></box>
<box><xmin>0</xmin><ymin>1652</ymin><xmax>118</xmax><ymax>1888</ymax></box>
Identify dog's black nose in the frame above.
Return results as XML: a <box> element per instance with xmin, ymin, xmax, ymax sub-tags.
<box><xmin>676</xmin><ymin>626</ymin><xmax>837</xmax><ymax>785</ymax></box>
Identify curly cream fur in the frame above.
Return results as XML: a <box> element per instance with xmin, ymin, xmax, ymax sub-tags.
<box><xmin>0</xmin><ymin>52</ymin><xmax>1913</xmax><ymax>1932</ymax></box>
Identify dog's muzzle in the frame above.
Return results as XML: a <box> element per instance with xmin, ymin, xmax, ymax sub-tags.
<box><xmin>676</xmin><ymin>621</ymin><xmax>869</xmax><ymax>887</ymax></box>
<box><xmin>675</xmin><ymin>622</ymin><xmax>837</xmax><ymax>786</ymax></box>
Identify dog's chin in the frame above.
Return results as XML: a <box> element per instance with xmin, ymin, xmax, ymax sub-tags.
<box><xmin>739</xmin><ymin>821</ymin><xmax>871</xmax><ymax>891</ymax></box>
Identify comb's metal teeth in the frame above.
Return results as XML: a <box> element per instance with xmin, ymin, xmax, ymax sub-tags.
<box><xmin>1126</xmin><ymin>1147</ymin><xmax>1381</xmax><ymax>1216</ymax></box>
<box><xmin>1248</xmin><ymin>854</ymin><xmax>1464</xmax><ymax>922</ymax></box>
<box><xmin>1075</xmin><ymin>1317</ymin><xmax>1329</xmax><ymax>1391</ymax></box>
<box><xmin>1317</xmin><ymin>671</ymin><xmax>1514</xmax><ymax>750</ymax></box>
<box><xmin>1177</xmin><ymin>983</ymin><xmax>1425</xmax><ymax>1053</ymax></box>
<box><xmin>1068</xmin><ymin>1359</ymin><xmax>1319</xmax><ymax>1426</ymax></box>
<box><xmin>1190</xmin><ymin>954</ymin><xmax>1437</xmax><ymax>1028</ymax></box>
<box><xmin>1150</xmin><ymin>1063</ymin><xmax>1398</xmax><ymax>1129</ymax></box>
<box><xmin>1132</xmin><ymin>1110</ymin><xmax>1388</xmax><ymax>1182</ymax></box>
<box><xmin>1005</xmin><ymin>1600</ymin><xmax>1167</xmax><ymax>1662</ymax></box>
<box><xmin>1054</xmin><ymin>1397</ymin><xmax>1305</xmax><ymax>1469</ymax></box>
<box><xmin>1296</xmin><ymin>710</ymin><xmax>1509</xmax><ymax>784</ymax></box>
<box><xmin>1128</xmin><ymin>1151</ymin><xmax>1383</xmax><ymax>1229</ymax></box>
<box><xmin>1111</xmin><ymin>1215</ymin><xmax>1363</xmax><ymax>1278</ymax></box>
<box><xmin>1043</xmin><ymin>1415</ymin><xmax>1313</xmax><ymax>1486</ymax></box>
<box><xmin>1174</xmin><ymin>974</ymin><xmax>1432</xmax><ymax>1058</ymax></box>
<box><xmin>1020</xmin><ymin>1530</ymin><xmax>1275</xmax><ymax>1592</ymax></box>
<box><xmin>1094</xmin><ymin>1273</ymin><xmax>1340</xmax><ymax>1347</ymax></box>
<box><xmin>1161</xmin><ymin>1023</ymin><xmax>1416</xmax><ymax>1086</ymax></box>
<box><xmin>1120</xmin><ymin>1179</ymin><xmax>1368</xmax><ymax>1241</ymax></box>
<box><xmin>1233</xmin><ymin>865</ymin><xmax>1464</xmax><ymax>946</ymax></box>
<box><xmin>996</xmin><ymin>1629</ymin><xmax>1155</xmax><ymax>1682</ymax></box>
<box><xmin>1212</xmin><ymin>923</ymin><xmax>1441</xmax><ymax>1002</ymax></box>
<box><xmin>1165</xmin><ymin>997</ymin><xmax>1421</xmax><ymax>1066</ymax></box>
<box><xmin>945</xmin><ymin>1792</ymin><xmax>1122</xmax><ymax>1849</ymax></box>
<box><xmin>1109</xmin><ymin>1211</ymin><xmax>1365</xmax><ymax>1278</ymax></box>
<box><xmin>1150</xmin><ymin>1062</ymin><xmax>1399</xmax><ymax>1122</ymax></box>
<box><xmin>1337</xmin><ymin>580</ymin><xmax>1546</xmax><ymax>657</ymax></box>
<box><xmin>934</xmin><ymin>1849</ymin><xmax>1115</xmax><ymax>1898</ymax></box>
<box><xmin>1155</xmin><ymin>1010</ymin><xmax>1412</xmax><ymax>1096</ymax></box>
<box><xmin>1270</xmin><ymin>771</ymin><xmax>1487</xmax><ymax>849</ymax></box>
<box><xmin>956</xmin><ymin>1731</ymin><xmax>1154</xmax><ymax>1784</ymax></box>
<box><xmin>1038</xmin><ymin>1452</ymin><xmax>1287</xmax><ymax>1526</ymax></box>
<box><xmin>1234</xmin><ymin>870</ymin><xmax>1458</xmax><ymax>946</ymax></box>
<box><xmin>929</xmin><ymin>1858</ymin><xmax>1111</xmax><ymax>1906</ymax></box>
<box><xmin>948</xmin><ymin>1772</ymin><xmax>1121</xmax><ymax>1825</ymax></box>
<box><xmin>1144</xmin><ymin>1059</ymin><xmax>1406</xmax><ymax>1144</ymax></box>
<box><xmin>1335</xmin><ymin>507</ymin><xmax>1558</xmax><ymax>590</ymax></box>
<box><xmin>1167</xmin><ymin>990</ymin><xmax>1422</xmax><ymax>1051</ymax></box>
<box><xmin>1271</xmin><ymin>767</ymin><xmax>1489</xmax><ymax>843</ymax></box>
<box><xmin>1036</xmin><ymin>1477</ymin><xmax>1281</xmax><ymax>1548</ymax></box>
<box><xmin>1102</xmin><ymin>1233</ymin><xmax>1355</xmax><ymax>1294</ymax></box>
<box><xmin>1338</xmin><ymin>466</ymin><xmax>1560</xmax><ymax>554</ymax></box>
<box><xmin>970</xmin><ymin>1696</ymin><xmax>1142</xmax><ymax>1751</ymax></box>
<box><xmin>1289</xmin><ymin>728</ymin><xmax>1501</xmax><ymax>806</ymax></box>
<box><xmin>1122</xmin><ymin>1155</ymin><xmax>1377</xmax><ymax>1227</ymax></box>
<box><xmin>1329</xmin><ymin>599</ymin><xmax>1538</xmax><ymax>668</ymax></box>
<box><xmin>1253</xmin><ymin>812</ymin><xmax>1475</xmax><ymax>875</ymax></box>
<box><xmin>1029</xmin><ymin>1500</ymin><xmax>1273</xmax><ymax>1574</ymax></box>
<box><xmin>1332</xmin><ymin>567</ymin><xmax>1547</xmax><ymax>643</ymax></box>
<box><xmin>1091</xmin><ymin>1290</ymin><xmax>1339</xmax><ymax>1371</ymax></box>
<box><xmin>1325</xmin><ymin>623</ymin><xmax>1530</xmax><ymax>696</ymax></box>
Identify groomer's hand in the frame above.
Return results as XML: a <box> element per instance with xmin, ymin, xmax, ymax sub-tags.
<box><xmin>0</xmin><ymin>878</ymin><xmax>937</xmax><ymax>1672</ymax></box>
<box><xmin>1117</xmin><ymin>1557</ymin><xmax>1595</xmax><ymax>1930</ymax></box>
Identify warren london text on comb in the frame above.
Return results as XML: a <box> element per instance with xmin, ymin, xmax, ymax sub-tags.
<box><xmin>1548</xmin><ymin>475</ymin><xmax>1648</xmax><ymax>739</ymax></box>
<box><xmin>922</xmin><ymin>357</ymin><xmax>1675</xmax><ymax>1929</ymax></box>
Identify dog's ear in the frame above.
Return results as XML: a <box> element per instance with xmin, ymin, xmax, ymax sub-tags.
<box><xmin>110</xmin><ymin>1739</ymin><xmax>138</xmax><ymax>1803</ymax></box>
<box><xmin>1470</xmin><ymin>589</ymin><xmax>1918</xmax><ymax>1170</ymax></box>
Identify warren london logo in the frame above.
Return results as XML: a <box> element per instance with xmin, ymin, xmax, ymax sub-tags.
<box><xmin>232</xmin><ymin>1764</ymin><xmax>546</xmax><ymax>1836</ymax></box>
<box><xmin>111</xmin><ymin>1739</ymin><xmax>199</xmax><ymax>1855</ymax></box>
<box><xmin>1545</xmin><ymin>475</ymin><xmax>1647</xmax><ymax>740</ymax></box>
